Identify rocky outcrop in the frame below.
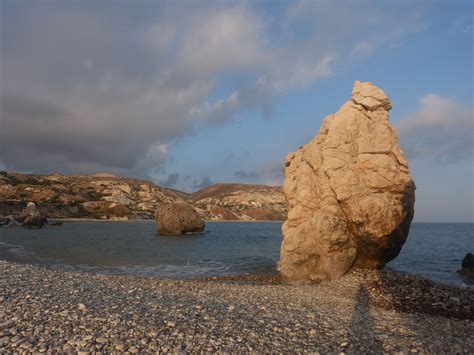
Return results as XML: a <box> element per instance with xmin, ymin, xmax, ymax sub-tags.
<box><xmin>280</xmin><ymin>81</ymin><xmax>415</xmax><ymax>282</ymax></box>
<box><xmin>0</xmin><ymin>172</ymin><xmax>188</xmax><ymax>220</ymax></box>
<box><xmin>457</xmin><ymin>253</ymin><xmax>474</xmax><ymax>278</ymax></box>
<box><xmin>0</xmin><ymin>172</ymin><xmax>286</xmax><ymax>221</ymax></box>
<box><xmin>156</xmin><ymin>202</ymin><xmax>205</xmax><ymax>235</ymax></box>
<box><xmin>16</xmin><ymin>202</ymin><xmax>48</xmax><ymax>228</ymax></box>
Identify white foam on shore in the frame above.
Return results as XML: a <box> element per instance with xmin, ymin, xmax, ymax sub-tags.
<box><xmin>0</xmin><ymin>240</ymin><xmax>31</xmax><ymax>258</ymax></box>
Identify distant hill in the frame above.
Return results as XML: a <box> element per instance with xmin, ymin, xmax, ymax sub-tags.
<box><xmin>191</xmin><ymin>183</ymin><xmax>287</xmax><ymax>221</ymax></box>
<box><xmin>0</xmin><ymin>172</ymin><xmax>287</xmax><ymax>221</ymax></box>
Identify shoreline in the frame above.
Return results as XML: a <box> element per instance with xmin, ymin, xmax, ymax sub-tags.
<box><xmin>47</xmin><ymin>218</ymin><xmax>285</xmax><ymax>223</ymax></box>
<box><xmin>38</xmin><ymin>218</ymin><xmax>474</xmax><ymax>224</ymax></box>
<box><xmin>0</xmin><ymin>260</ymin><xmax>472</xmax><ymax>352</ymax></box>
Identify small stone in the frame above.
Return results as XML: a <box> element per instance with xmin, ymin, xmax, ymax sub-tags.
<box><xmin>228</xmin><ymin>306</ymin><xmax>235</xmax><ymax>311</ymax></box>
<box><xmin>95</xmin><ymin>337</ymin><xmax>108</xmax><ymax>344</ymax></box>
<box><xmin>114</xmin><ymin>340</ymin><xmax>125</xmax><ymax>351</ymax></box>
<box><xmin>166</xmin><ymin>321</ymin><xmax>176</xmax><ymax>327</ymax></box>
<box><xmin>128</xmin><ymin>346</ymin><xmax>139</xmax><ymax>353</ymax></box>
<box><xmin>19</xmin><ymin>342</ymin><xmax>32</xmax><ymax>349</ymax></box>
<box><xmin>78</xmin><ymin>303</ymin><xmax>87</xmax><ymax>310</ymax></box>
<box><xmin>76</xmin><ymin>340</ymin><xmax>88</xmax><ymax>347</ymax></box>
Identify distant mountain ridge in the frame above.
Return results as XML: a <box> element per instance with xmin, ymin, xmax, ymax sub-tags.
<box><xmin>0</xmin><ymin>171</ymin><xmax>287</xmax><ymax>221</ymax></box>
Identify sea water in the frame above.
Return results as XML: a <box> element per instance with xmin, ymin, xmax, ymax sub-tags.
<box><xmin>0</xmin><ymin>221</ymin><xmax>472</xmax><ymax>287</ymax></box>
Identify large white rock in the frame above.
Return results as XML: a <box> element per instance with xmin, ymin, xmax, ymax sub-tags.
<box><xmin>280</xmin><ymin>81</ymin><xmax>415</xmax><ymax>282</ymax></box>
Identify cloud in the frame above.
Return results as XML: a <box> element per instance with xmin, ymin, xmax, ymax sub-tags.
<box><xmin>159</xmin><ymin>173</ymin><xmax>180</xmax><ymax>188</ymax></box>
<box><xmin>192</xmin><ymin>177</ymin><xmax>214</xmax><ymax>190</ymax></box>
<box><xmin>234</xmin><ymin>170</ymin><xmax>259</xmax><ymax>179</ymax></box>
<box><xmin>0</xmin><ymin>1</ymin><xmax>427</xmax><ymax>176</ymax></box>
<box><xmin>453</xmin><ymin>15</ymin><xmax>473</xmax><ymax>34</ymax></box>
<box><xmin>396</xmin><ymin>95</ymin><xmax>473</xmax><ymax>164</ymax></box>
<box><xmin>234</xmin><ymin>160</ymin><xmax>283</xmax><ymax>185</ymax></box>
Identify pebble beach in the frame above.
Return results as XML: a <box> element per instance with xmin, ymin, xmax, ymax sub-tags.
<box><xmin>0</xmin><ymin>260</ymin><xmax>473</xmax><ymax>353</ymax></box>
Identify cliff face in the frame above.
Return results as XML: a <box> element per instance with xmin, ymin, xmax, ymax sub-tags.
<box><xmin>0</xmin><ymin>172</ymin><xmax>286</xmax><ymax>221</ymax></box>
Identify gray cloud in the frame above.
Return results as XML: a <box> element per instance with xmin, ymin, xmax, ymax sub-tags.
<box><xmin>234</xmin><ymin>160</ymin><xmax>283</xmax><ymax>185</ymax></box>
<box><xmin>192</xmin><ymin>177</ymin><xmax>213</xmax><ymax>190</ymax></box>
<box><xmin>0</xmin><ymin>0</ymin><xmax>427</xmax><ymax>176</ymax></box>
<box><xmin>159</xmin><ymin>173</ymin><xmax>180</xmax><ymax>188</ymax></box>
<box><xmin>396</xmin><ymin>95</ymin><xmax>473</xmax><ymax>164</ymax></box>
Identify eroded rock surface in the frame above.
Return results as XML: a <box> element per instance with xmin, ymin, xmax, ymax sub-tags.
<box><xmin>17</xmin><ymin>202</ymin><xmax>48</xmax><ymax>228</ymax></box>
<box><xmin>280</xmin><ymin>81</ymin><xmax>415</xmax><ymax>282</ymax></box>
<box><xmin>156</xmin><ymin>202</ymin><xmax>205</xmax><ymax>235</ymax></box>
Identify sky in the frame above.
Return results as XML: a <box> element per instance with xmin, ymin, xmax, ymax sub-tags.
<box><xmin>0</xmin><ymin>0</ymin><xmax>472</xmax><ymax>222</ymax></box>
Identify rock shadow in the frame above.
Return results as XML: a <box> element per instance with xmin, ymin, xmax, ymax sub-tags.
<box><xmin>347</xmin><ymin>284</ymin><xmax>384</xmax><ymax>354</ymax></box>
<box><xmin>368</xmin><ymin>270</ymin><xmax>474</xmax><ymax>321</ymax></box>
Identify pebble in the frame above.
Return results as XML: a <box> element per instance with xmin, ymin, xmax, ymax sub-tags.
<box><xmin>19</xmin><ymin>342</ymin><xmax>32</xmax><ymax>349</ymax></box>
<box><xmin>0</xmin><ymin>260</ymin><xmax>472</xmax><ymax>353</ymax></box>
<box><xmin>114</xmin><ymin>340</ymin><xmax>125</xmax><ymax>351</ymax></box>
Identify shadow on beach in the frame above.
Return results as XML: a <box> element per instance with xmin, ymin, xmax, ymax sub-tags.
<box><xmin>347</xmin><ymin>284</ymin><xmax>384</xmax><ymax>354</ymax></box>
<box><xmin>346</xmin><ymin>269</ymin><xmax>474</xmax><ymax>353</ymax></box>
<box><xmin>367</xmin><ymin>270</ymin><xmax>474</xmax><ymax>321</ymax></box>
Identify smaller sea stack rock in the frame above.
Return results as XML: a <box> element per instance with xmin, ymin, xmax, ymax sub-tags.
<box><xmin>457</xmin><ymin>253</ymin><xmax>474</xmax><ymax>278</ymax></box>
<box><xmin>18</xmin><ymin>202</ymin><xmax>47</xmax><ymax>229</ymax></box>
<box><xmin>156</xmin><ymin>202</ymin><xmax>205</xmax><ymax>235</ymax></box>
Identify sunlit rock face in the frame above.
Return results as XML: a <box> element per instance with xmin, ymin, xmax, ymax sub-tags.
<box><xmin>156</xmin><ymin>202</ymin><xmax>205</xmax><ymax>235</ymax></box>
<box><xmin>280</xmin><ymin>81</ymin><xmax>415</xmax><ymax>283</ymax></box>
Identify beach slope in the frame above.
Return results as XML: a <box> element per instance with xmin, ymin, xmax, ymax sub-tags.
<box><xmin>0</xmin><ymin>261</ymin><xmax>472</xmax><ymax>353</ymax></box>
